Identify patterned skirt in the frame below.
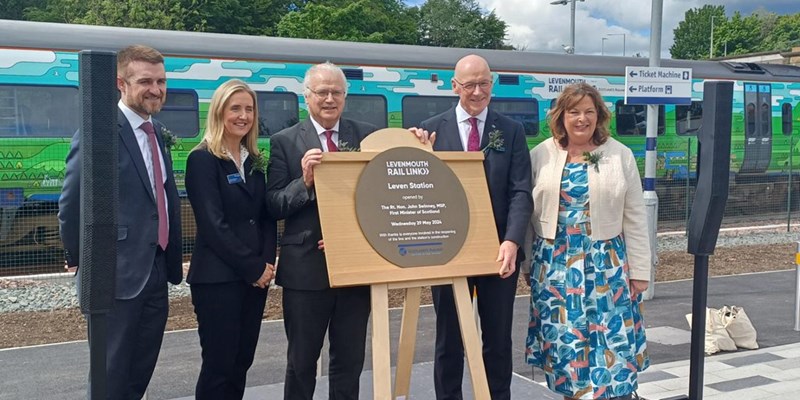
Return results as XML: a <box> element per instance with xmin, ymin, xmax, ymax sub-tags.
<box><xmin>525</xmin><ymin>221</ymin><xmax>649</xmax><ymax>399</ymax></box>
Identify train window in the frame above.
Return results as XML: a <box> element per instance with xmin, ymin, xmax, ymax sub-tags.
<box><xmin>0</xmin><ymin>85</ymin><xmax>78</xmax><ymax>137</ymax></box>
<box><xmin>492</xmin><ymin>98</ymin><xmax>539</xmax><ymax>136</ymax></box>
<box><xmin>154</xmin><ymin>89</ymin><xmax>199</xmax><ymax>138</ymax></box>
<box><xmin>675</xmin><ymin>101</ymin><xmax>703</xmax><ymax>136</ymax></box>
<box><xmin>615</xmin><ymin>101</ymin><xmax>665</xmax><ymax>136</ymax></box>
<box><xmin>760</xmin><ymin>102</ymin><xmax>771</xmax><ymax>136</ymax></box>
<box><xmin>344</xmin><ymin>94</ymin><xmax>387</xmax><ymax>129</ymax></box>
<box><xmin>255</xmin><ymin>91</ymin><xmax>299</xmax><ymax>137</ymax></box>
<box><xmin>782</xmin><ymin>103</ymin><xmax>793</xmax><ymax>136</ymax></box>
<box><xmin>402</xmin><ymin>96</ymin><xmax>458</xmax><ymax>128</ymax></box>
<box><xmin>746</xmin><ymin>102</ymin><xmax>756</xmax><ymax>137</ymax></box>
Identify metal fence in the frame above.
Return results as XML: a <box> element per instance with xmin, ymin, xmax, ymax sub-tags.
<box><xmin>1</xmin><ymin>149</ymin><xmax>799</xmax><ymax>280</ymax></box>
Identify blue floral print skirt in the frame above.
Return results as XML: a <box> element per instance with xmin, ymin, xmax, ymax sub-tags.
<box><xmin>525</xmin><ymin>163</ymin><xmax>649</xmax><ymax>399</ymax></box>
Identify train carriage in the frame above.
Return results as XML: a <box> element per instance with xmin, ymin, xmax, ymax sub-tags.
<box><xmin>1</xmin><ymin>19</ymin><xmax>799</xmax><ymax>271</ymax></box>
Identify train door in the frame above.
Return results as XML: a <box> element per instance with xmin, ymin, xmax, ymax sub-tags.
<box><xmin>740</xmin><ymin>83</ymin><xmax>772</xmax><ymax>173</ymax></box>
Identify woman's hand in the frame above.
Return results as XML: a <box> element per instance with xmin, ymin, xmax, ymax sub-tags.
<box><xmin>629</xmin><ymin>279</ymin><xmax>648</xmax><ymax>298</ymax></box>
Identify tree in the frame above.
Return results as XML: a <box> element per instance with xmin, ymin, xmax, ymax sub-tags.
<box><xmin>418</xmin><ymin>0</ymin><xmax>509</xmax><ymax>49</ymax></box>
<box><xmin>670</xmin><ymin>5</ymin><xmax>725</xmax><ymax>60</ymax></box>
<box><xmin>763</xmin><ymin>13</ymin><xmax>800</xmax><ymax>51</ymax></box>
<box><xmin>276</xmin><ymin>0</ymin><xmax>418</xmax><ymax>44</ymax></box>
<box><xmin>23</xmin><ymin>0</ymin><xmax>192</xmax><ymax>30</ymax></box>
<box><xmin>712</xmin><ymin>11</ymin><xmax>764</xmax><ymax>57</ymax></box>
<box><xmin>0</xmin><ymin>0</ymin><xmax>47</xmax><ymax>20</ymax></box>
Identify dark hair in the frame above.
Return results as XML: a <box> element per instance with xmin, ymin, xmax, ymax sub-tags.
<box><xmin>548</xmin><ymin>82</ymin><xmax>611</xmax><ymax>148</ymax></box>
<box><xmin>117</xmin><ymin>45</ymin><xmax>164</xmax><ymax>79</ymax></box>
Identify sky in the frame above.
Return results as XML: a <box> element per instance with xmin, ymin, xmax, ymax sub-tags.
<box><xmin>406</xmin><ymin>0</ymin><xmax>800</xmax><ymax>58</ymax></box>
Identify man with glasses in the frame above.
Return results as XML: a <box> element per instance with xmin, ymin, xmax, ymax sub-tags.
<box><xmin>415</xmin><ymin>54</ymin><xmax>532</xmax><ymax>400</ymax></box>
<box><xmin>266</xmin><ymin>62</ymin><xmax>377</xmax><ymax>400</ymax></box>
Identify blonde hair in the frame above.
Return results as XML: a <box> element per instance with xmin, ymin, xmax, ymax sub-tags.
<box><xmin>201</xmin><ymin>79</ymin><xmax>260</xmax><ymax>158</ymax></box>
<box><xmin>548</xmin><ymin>82</ymin><xmax>610</xmax><ymax>148</ymax></box>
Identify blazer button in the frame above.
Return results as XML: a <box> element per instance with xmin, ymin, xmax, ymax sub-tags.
<box><xmin>152</xmin><ymin>214</ymin><xmax>158</xmax><ymax>220</ymax></box>
<box><xmin>150</xmin><ymin>242</ymin><xmax>157</xmax><ymax>248</ymax></box>
<box><xmin>249</xmin><ymin>219</ymin><xmax>255</xmax><ymax>225</ymax></box>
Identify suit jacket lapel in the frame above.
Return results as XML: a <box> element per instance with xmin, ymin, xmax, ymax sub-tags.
<box><xmin>338</xmin><ymin>119</ymin><xmax>356</xmax><ymax>150</ymax></box>
<box><xmin>298</xmin><ymin>119</ymin><xmax>323</xmax><ymax>152</ymax></box>
<box><xmin>481</xmin><ymin>109</ymin><xmax>498</xmax><ymax>150</ymax></box>
<box><xmin>118</xmin><ymin>112</ymin><xmax>156</xmax><ymax>204</ymax></box>
<box><xmin>438</xmin><ymin>108</ymin><xmax>464</xmax><ymax>151</ymax></box>
<box><xmin>218</xmin><ymin>153</ymin><xmax>256</xmax><ymax>198</ymax></box>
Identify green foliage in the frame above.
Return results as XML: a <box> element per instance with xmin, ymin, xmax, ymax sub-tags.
<box><xmin>13</xmin><ymin>0</ymin><xmax>509</xmax><ymax>49</ymax></box>
<box><xmin>276</xmin><ymin>0</ymin><xmax>418</xmax><ymax>44</ymax></box>
<box><xmin>672</xmin><ymin>5</ymin><xmax>800</xmax><ymax>60</ymax></box>
<box><xmin>418</xmin><ymin>0</ymin><xmax>508</xmax><ymax>49</ymax></box>
<box><xmin>0</xmin><ymin>0</ymin><xmax>47</xmax><ymax>20</ymax></box>
<box><xmin>670</xmin><ymin>5</ymin><xmax>726</xmax><ymax>60</ymax></box>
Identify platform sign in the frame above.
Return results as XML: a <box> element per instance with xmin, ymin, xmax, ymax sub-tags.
<box><xmin>625</xmin><ymin>66</ymin><xmax>692</xmax><ymax>105</ymax></box>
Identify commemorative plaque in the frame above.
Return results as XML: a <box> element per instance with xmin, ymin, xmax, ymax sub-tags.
<box><xmin>354</xmin><ymin>147</ymin><xmax>469</xmax><ymax>267</ymax></box>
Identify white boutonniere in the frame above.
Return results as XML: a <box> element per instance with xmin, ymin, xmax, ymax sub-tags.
<box><xmin>161</xmin><ymin>126</ymin><xmax>177</xmax><ymax>154</ymax></box>
<box><xmin>481</xmin><ymin>126</ymin><xmax>505</xmax><ymax>153</ymax></box>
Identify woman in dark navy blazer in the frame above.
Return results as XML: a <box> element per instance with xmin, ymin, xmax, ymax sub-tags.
<box><xmin>185</xmin><ymin>79</ymin><xmax>277</xmax><ymax>399</ymax></box>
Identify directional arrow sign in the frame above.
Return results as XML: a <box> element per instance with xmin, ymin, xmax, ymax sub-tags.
<box><xmin>624</xmin><ymin>66</ymin><xmax>692</xmax><ymax>105</ymax></box>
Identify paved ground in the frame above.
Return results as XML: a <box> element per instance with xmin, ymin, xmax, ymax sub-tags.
<box><xmin>1</xmin><ymin>269</ymin><xmax>799</xmax><ymax>399</ymax></box>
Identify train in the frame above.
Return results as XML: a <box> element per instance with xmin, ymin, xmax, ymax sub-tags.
<box><xmin>1</xmin><ymin>19</ymin><xmax>799</xmax><ymax>270</ymax></box>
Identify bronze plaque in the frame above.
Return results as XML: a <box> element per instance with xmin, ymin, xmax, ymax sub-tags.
<box><xmin>355</xmin><ymin>147</ymin><xmax>470</xmax><ymax>267</ymax></box>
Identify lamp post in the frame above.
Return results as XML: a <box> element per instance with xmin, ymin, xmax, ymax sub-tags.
<box><xmin>710</xmin><ymin>15</ymin><xmax>717</xmax><ymax>58</ymax></box>
<box><xmin>608</xmin><ymin>33</ymin><xmax>626</xmax><ymax>56</ymax></box>
<box><xmin>601</xmin><ymin>37</ymin><xmax>607</xmax><ymax>55</ymax></box>
<box><xmin>550</xmin><ymin>0</ymin><xmax>586</xmax><ymax>54</ymax></box>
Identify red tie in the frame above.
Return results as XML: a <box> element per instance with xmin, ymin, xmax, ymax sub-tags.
<box><xmin>324</xmin><ymin>130</ymin><xmax>338</xmax><ymax>152</ymax></box>
<box><xmin>467</xmin><ymin>117</ymin><xmax>480</xmax><ymax>151</ymax></box>
<box><xmin>140</xmin><ymin>121</ymin><xmax>169</xmax><ymax>250</ymax></box>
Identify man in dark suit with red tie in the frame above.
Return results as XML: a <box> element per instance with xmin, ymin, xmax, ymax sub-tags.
<box><xmin>266</xmin><ymin>62</ymin><xmax>377</xmax><ymax>400</ymax></box>
<box><xmin>59</xmin><ymin>45</ymin><xmax>183</xmax><ymax>399</ymax></box>
<box><xmin>416</xmin><ymin>54</ymin><xmax>533</xmax><ymax>400</ymax></box>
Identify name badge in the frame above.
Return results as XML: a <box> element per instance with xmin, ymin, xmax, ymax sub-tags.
<box><xmin>227</xmin><ymin>173</ymin><xmax>243</xmax><ymax>184</ymax></box>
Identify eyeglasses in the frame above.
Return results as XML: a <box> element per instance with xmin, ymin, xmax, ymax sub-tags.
<box><xmin>307</xmin><ymin>87</ymin><xmax>346</xmax><ymax>99</ymax></box>
<box><xmin>453</xmin><ymin>78</ymin><xmax>492</xmax><ymax>91</ymax></box>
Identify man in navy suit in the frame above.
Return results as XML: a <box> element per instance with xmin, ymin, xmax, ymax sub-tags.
<box><xmin>59</xmin><ymin>45</ymin><xmax>183</xmax><ymax>399</ymax></box>
<box><xmin>416</xmin><ymin>54</ymin><xmax>533</xmax><ymax>400</ymax></box>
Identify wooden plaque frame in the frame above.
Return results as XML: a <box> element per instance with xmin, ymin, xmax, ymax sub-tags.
<box><xmin>314</xmin><ymin>129</ymin><xmax>497</xmax><ymax>399</ymax></box>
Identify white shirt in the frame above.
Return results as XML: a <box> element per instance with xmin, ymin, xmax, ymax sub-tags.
<box><xmin>310</xmin><ymin>117</ymin><xmax>340</xmax><ymax>152</ymax></box>
<box><xmin>118</xmin><ymin>100</ymin><xmax>169</xmax><ymax>222</ymax></box>
<box><xmin>455</xmin><ymin>103</ymin><xmax>488</xmax><ymax>151</ymax></box>
<box><xmin>223</xmin><ymin>145</ymin><xmax>250</xmax><ymax>183</ymax></box>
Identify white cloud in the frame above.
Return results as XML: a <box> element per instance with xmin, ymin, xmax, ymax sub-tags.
<box><xmin>479</xmin><ymin>0</ymin><xmax>800</xmax><ymax>59</ymax></box>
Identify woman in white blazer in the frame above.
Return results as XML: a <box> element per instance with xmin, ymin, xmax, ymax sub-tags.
<box><xmin>525</xmin><ymin>83</ymin><xmax>651</xmax><ymax>400</ymax></box>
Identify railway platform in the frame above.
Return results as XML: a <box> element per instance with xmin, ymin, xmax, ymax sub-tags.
<box><xmin>1</xmin><ymin>269</ymin><xmax>799</xmax><ymax>399</ymax></box>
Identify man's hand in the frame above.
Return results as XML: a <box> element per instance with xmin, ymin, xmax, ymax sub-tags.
<box><xmin>318</xmin><ymin>239</ymin><xmax>325</xmax><ymax>251</ymax></box>
<box><xmin>408</xmin><ymin>127</ymin><xmax>436</xmax><ymax>146</ymax></box>
<box><xmin>302</xmin><ymin>148</ymin><xmax>323</xmax><ymax>188</ymax></box>
<box><xmin>253</xmin><ymin>263</ymin><xmax>276</xmax><ymax>289</ymax></box>
<box><xmin>496</xmin><ymin>240</ymin><xmax>518</xmax><ymax>279</ymax></box>
<box><xmin>630</xmin><ymin>279</ymin><xmax>648</xmax><ymax>298</ymax></box>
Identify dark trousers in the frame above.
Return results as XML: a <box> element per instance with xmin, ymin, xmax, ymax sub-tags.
<box><xmin>282</xmin><ymin>286</ymin><xmax>371</xmax><ymax>400</ymax></box>
<box><xmin>97</xmin><ymin>253</ymin><xmax>168</xmax><ymax>400</ymax></box>
<box><xmin>191</xmin><ymin>281</ymin><xmax>268</xmax><ymax>400</ymax></box>
<box><xmin>432</xmin><ymin>266</ymin><xmax>521</xmax><ymax>400</ymax></box>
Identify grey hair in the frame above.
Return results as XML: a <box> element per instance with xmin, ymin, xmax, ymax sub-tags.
<box><xmin>303</xmin><ymin>61</ymin><xmax>348</xmax><ymax>97</ymax></box>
